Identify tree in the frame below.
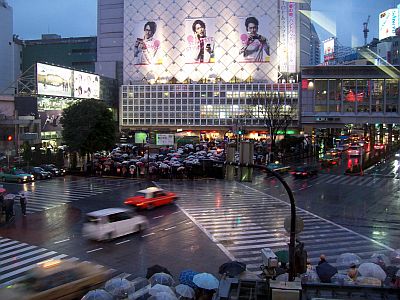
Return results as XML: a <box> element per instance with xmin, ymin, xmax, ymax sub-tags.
<box><xmin>61</xmin><ymin>99</ymin><xmax>116</xmax><ymax>156</ymax></box>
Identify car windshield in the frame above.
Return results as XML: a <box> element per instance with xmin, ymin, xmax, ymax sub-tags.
<box><xmin>33</xmin><ymin>167</ymin><xmax>44</xmax><ymax>172</ymax></box>
<box><xmin>13</xmin><ymin>169</ymin><xmax>25</xmax><ymax>175</ymax></box>
<box><xmin>135</xmin><ymin>192</ymin><xmax>146</xmax><ymax>197</ymax></box>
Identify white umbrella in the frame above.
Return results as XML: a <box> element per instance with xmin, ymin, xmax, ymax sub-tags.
<box><xmin>370</xmin><ymin>253</ymin><xmax>390</xmax><ymax>266</ymax></box>
<box><xmin>104</xmin><ymin>278</ymin><xmax>133</xmax><ymax>298</ymax></box>
<box><xmin>193</xmin><ymin>273</ymin><xmax>219</xmax><ymax>290</ymax></box>
<box><xmin>175</xmin><ymin>284</ymin><xmax>195</xmax><ymax>299</ymax></box>
<box><xmin>149</xmin><ymin>273</ymin><xmax>175</xmax><ymax>287</ymax></box>
<box><xmin>149</xmin><ymin>284</ymin><xmax>175</xmax><ymax>296</ymax></box>
<box><xmin>358</xmin><ymin>263</ymin><xmax>387</xmax><ymax>281</ymax></box>
<box><xmin>149</xmin><ymin>292</ymin><xmax>178</xmax><ymax>300</ymax></box>
<box><xmin>81</xmin><ymin>289</ymin><xmax>113</xmax><ymax>300</ymax></box>
<box><xmin>336</xmin><ymin>253</ymin><xmax>362</xmax><ymax>267</ymax></box>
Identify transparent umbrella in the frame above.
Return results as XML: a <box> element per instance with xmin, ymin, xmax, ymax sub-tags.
<box><xmin>149</xmin><ymin>273</ymin><xmax>175</xmax><ymax>287</ymax></box>
<box><xmin>390</xmin><ymin>249</ymin><xmax>400</xmax><ymax>264</ymax></box>
<box><xmin>336</xmin><ymin>253</ymin><xmax>362</xmax><ymax>268</ymax></box>
<box><xmin>193</xmin><ymin>273</ymin><xmax>219</xmax><ymax>290</ymax></box>
<box><xmin>358</xmin><ymin>263</ymin><xmax>387</xmax><ymax>281</ymax></box>
<box><xmin>149</xmin><ymin>292</ymin><xmax>178</xmax><ymax>300</ymax></box>
<box><xmin>175</xmin><ymin>284</ymin><xmax>195</xmax><ymax>299</ymax></box>
<box><xmin>104</xmin><ymin>278</ymin><xmax>133</xmax><ymax>299</ymax></box>
<box><xmin>81</xmin><ymin>289</ymin><xmax>113</xmax><ymax>300</ymax></box>
<box><xmin>370</xmin><ymin>253</ymin><xmax>390</xmax><ymax>266</ymax></box>
<box><xmin>149</xmin><ymin>284</ymin><xmax>175</xmax><ymax>296</ymax></box>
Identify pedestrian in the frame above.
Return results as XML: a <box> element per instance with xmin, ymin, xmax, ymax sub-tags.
<box><xmin>318</xmin><ymin>254</ymin><xmax>327</xmax><ymax>265</ymax></box>
<box><xmin>4</xmin><ymin>194</ymin><xmax>15</xmax><ymax>222</ymax></box>
<box><xmin>19</xmin><ymin>192</ymin><xmax>27</xmax><ymax>216</ymax></box>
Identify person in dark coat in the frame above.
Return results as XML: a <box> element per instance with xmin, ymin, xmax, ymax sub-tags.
<box><xmin>19</xmin><ymin>192</ymin><xmax>27</xmax><ymax>216</ymax></box>
<box><xmin>4</xmin><ymin>194</ymin><xmax>15</xmax><ymax>222</ymax></box>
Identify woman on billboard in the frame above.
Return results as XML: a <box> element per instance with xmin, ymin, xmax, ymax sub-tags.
<box><xmin>134</xmin><ymin>21</ymin><xmax>160</xmax><ymax>65</ymax></box>
<box><xmin>240</xmin><ymin>16</ymin><xmax>270</xmax><ymax>62</ymax></box>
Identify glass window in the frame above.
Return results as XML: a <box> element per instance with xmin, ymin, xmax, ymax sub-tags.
<box><xmin>371</xmin><ymin>79</ymin><xmax>384</xmax><ymax>113</ymax></box>
<box><xmin>356</xmin><ymin>80</ymin><xmax>370</xmax><ymax>113</ymax></box>
<box><xmin>343</xmin><ymin>80</ymin><xmax>356</xmax><ymax>113</ymax></box>
<box><xmin>385</xmin><ymin>79</ymin><xmax>399</xmax><ymax>113</ymax></box>
<box><xmin>327</xmin><ymin>80</ymin><xmax>341</xmax><ymax>113</ymax></box>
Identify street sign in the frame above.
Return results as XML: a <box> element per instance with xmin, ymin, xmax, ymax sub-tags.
<box><xmin>284</xmin><ymin>215</ymin><xmax>304</xmax><ymax>234</ymax></box>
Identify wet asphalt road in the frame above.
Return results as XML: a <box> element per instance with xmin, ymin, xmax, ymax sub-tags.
<box><xmin>1</xmin><ymin>153</ymin><xmax>399</xmax><ymax>284</ymax></box>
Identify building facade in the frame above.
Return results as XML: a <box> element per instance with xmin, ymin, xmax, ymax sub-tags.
<box><xmin>97</xmin><ymin>0</ymin><xmax>313</xmax><ymax>140</ymax></box>
<box><xmin>0</xmin><ymin>0</ymin><xmax>14</xmax><ymax>95</ymax></box>
<box><xmin>309</xmin><ymin>23</ymin><xmax>320</xmax><ymax>65</ymax></box>
<box><xmin>22</xmin><ymin>35</ymin><xmax>97</xmax><ymax>74</ymax></box>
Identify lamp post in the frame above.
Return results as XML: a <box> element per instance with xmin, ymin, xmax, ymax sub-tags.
<box><xmin>226</xmin><ymin>161</ymin><xmax>297</xmax><ymax>281</ymax></box>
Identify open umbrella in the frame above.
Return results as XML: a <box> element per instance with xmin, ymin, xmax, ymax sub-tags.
<box><xmin>105</xmin><ymin>278</ymin><xmax>133</xmax><ymax>299</ymax></box>
<box><xmin>148</xmin><ymin>292</ymin><xmax>178</xmax><ymax>300</ymax></box>
<box><xmin>193</xmin><ymin>273</ymin><xmax>219</xmax><ymax>290</ymax></box>
<box><xmin>175</xmin><ymin>284</ymin><xmax>195</xmax><ymax>299</ymax></box>
<box><xmin>0</xmin><ymin>187</ymin><xmax>6</xmax><ymax>194</ymax></box>
<box><xmin>218</xmin><ymin>261</ymin><xmax>246</xmax><ymax>277</ymax></box>
<box><xmin>149</xmin><ymin>284</ymin><xmax>175</xmax><ymax>296</ymax></box>
<box><xmin>179</xmin><ymin>270</ymin><xmax>198</xmax><ymax>288</ymax></box>
<box><xmin>316</xmin><ymin>262</ymin><xmax>338</xmax><ymax>283</ymax></box>
<box><xmin>81</xmin><ymin>289</ymin><xmax>113</xmax><ymax>300</ymax></box>
<box><xmin>336</xmin><ymin>253</ymin><xmax>362</xmax><ymax>268</ymax></box>
<box><xmin>149</xmin><ymin>272</ymin><xmax>175</xmax><ymax>287</ymax></box>
<box><xmin>370</xmin><ymin>253</ymin><xmax>390</xmax><ymax>266</ymax></box>
<box><xmin>358</xmin><ymin>263</ymin><xmax>386</xmax><ymax>281</ymax></box>
<box><xmin>389</xmin><ymin>249</ymin><xmax>400</xmax><ymax>264</ymax></box>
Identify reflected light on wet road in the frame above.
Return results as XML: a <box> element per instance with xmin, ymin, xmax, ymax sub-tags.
<box><xmin>215</xmin><ymin>192</ymin><xmax>222</xmax><ymax>208</ymax></box>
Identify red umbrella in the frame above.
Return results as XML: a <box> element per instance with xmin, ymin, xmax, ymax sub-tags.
<box><xmin>0</xmin><ymin>188</ymin><xmax>6</xmax><ymax>194</ymax></box>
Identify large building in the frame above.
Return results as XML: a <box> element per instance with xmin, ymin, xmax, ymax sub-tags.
<box><xmin>97</xmin><ymin>0</ymin><xmax>312</xmax><ymax>141</ymax></box>
<box><xmin>21</xmin><ymin>35</ymin><xmax>97</xmax><ymax>74</ymax></box>
<box><xmin>0</xmin><ymin>0</ymin><xmax>15</xmax><ymax>95</ymax></box>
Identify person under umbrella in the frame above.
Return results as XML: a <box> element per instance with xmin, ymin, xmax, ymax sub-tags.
<box><xmin>81</xmin><ymin>289</ymin><xmax>113</xmax><ymax>300</ymax></box>
<box><xmin>175</xmin><ymin>284</ymin><xmax>195</xmax><ymax>299</ymax></box>
<box><xmin>179</xmin><ymin>270</ymin><xmax>199</xmax><ymax>288</ymax></box>
<box><xmin>316</xmin><ymin>256</ymin><xmax>338</xmax><ymax>283</ymax></box>
<box><xmin>149</xmin><ymin>272</ymin><xmax>175</xmax><ymax>287</ymax></box>
<box><xmin>218</xmin><ymin>261</ymin><xmax>246</xmax><ymax>277</ymax></box>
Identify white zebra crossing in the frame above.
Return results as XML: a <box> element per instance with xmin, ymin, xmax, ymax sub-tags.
<box><xmin>0</xmin><ymin>237</ymin><xmax>116</xmax><ymax>288</ymax></box>
<box><xmin>13</xmin><ymin>177</ymin><xmax>138</xmax><ymax>214</ymax></box>
<box><xmin>159</xmin><ymin>181</ymin><xmax>393</xmax><ymax>272</ymax></box>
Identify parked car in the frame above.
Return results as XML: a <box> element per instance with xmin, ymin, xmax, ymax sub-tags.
<box><xmin>22</xmin><ymin>166</ymin><xmax>52</xmax><ymax>180</ymax></box>
<box><xmin>0</xmin><ymin>259</ymin><xmax>110</xmax><ymax>300</ymax></box>
<box><xmin>40</xmin><ymin>164</ymin><xmax>66</xmax><ymax>176</ymax></box>
<box><xmin>291</xmin><ymin>165</ymin><xmax>318</xmax><ymax>178</ymax></box>
<box><xmin>82</xmin><ymin>208</ymin><xmax>148</xmax><ymax>241</ymax></box>
<box><xmin>0</xmin><ymin>168</ymin><xmax>35</xmax><ymax>183</ymax></box>
<box><xmin>124</xmin><ymin>187</ymin><xmax>178</xmax><ymax>210</ymax></box>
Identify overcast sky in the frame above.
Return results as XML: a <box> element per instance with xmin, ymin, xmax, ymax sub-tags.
<box><xmin>7</xmin><ymin>0</ymin><xmax>398</xmax><ymax>47</ymax></box>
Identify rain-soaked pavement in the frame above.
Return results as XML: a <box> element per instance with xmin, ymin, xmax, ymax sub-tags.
<box><xmin>1</xmin><ymin>155</ymin><xmax>400</xmax><ymax>286</ymax></box>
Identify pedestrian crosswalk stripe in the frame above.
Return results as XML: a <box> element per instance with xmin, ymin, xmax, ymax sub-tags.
<box><xmin>0</xmin><ymin>248</ymin><xmax>48</xmax><ymax>265</ymax></box>
<box><xmin>159</xmin><ymin>180</ymin><xmax>393</xmax><ymax>272</ymax></box>
<box><xmin>1</xmin><ymin>245</ymin><xmax>38</xmax><ymax>259</ymax></box>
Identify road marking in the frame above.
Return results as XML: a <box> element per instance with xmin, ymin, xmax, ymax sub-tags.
<box><xmin>172</xmin><ymin>211</ymin><xmax>180</xmax><ymax>214</ymax></box>
<box><xmin>115</xmin><ymin>240</ymin><xmax>130</xmax><ymax>245</ymax></box>
<box><xmin>153</xmin><ymin>215</ymin><xmax>164</xmax><ymax>219</ymax></box>
<box><xmin>164</xmin><ymin>226</ymin><xmax>176</xmax><ymax>231</ymax></box>
<box><xmin>141</xmin><ymin>233</ymin><xmax>155</xmax><ymax>237</ymax></box>
<box><xmin>185</xmin><ymin>222</ymin><xmax>192</xmax><ymax>225</ymax></box>
<box><xmin>86</xmin><ymin>248</ymin><xmax>103</xmax><ymax>253</ymax></box>
<box><xmin>54</xmin><ymin>238</ymin><xmax>70</xmax><ymax>244</ymax></box>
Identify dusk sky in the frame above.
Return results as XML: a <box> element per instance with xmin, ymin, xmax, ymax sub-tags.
<box><xmin>7</xmin><ymin>0</ymin><xmax>398</xmax><ymax>47</ymax></box>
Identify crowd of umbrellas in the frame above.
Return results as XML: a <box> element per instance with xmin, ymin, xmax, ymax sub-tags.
<box><xmin>302</xmin><ymin>250</ymin><xmax>400</xmax><ymax>287</ymax></box>
<box><xmin>82</xmin><ymin>261</ymin><xmax>247</xmax><ymax>300</ymax></box>
<box><xmin>93</xmin><ymin>144</ymin><xmax>225</xmax><ymax>179</ymax></box>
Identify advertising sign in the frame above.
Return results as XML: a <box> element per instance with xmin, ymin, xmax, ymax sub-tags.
<box><xmin>379</xmin><ymin>8</ymin><xmax>399</xmax><ymax>40</ymax></box>
<box><xmin>132</xmin><ymin>21</ymin><xmax>162</xmax><ymax>65</ymax></box>
<box><xmin>39</xmin><ymin>109</ymin><xmax>63</xmax><ymax>132</ymax></box>
<box><xmin>184</xmin><ymin>18</ymin><xmax>216</xmax><ymax>64</ymax></box>
<box><xmin>37</xmin><ymin>63</ymin><xmax>73</xmax><ymax>97</ymax></box>
<box><xmin>287</xmin><ymin>2</ymin><xmax>297</xmax><ymax>72</ymax></box>
<box><xmin>323</xmin><ymin>38</ymin><xmax>335</xmax><ymax>61</ymax></box>
<box><xmin>279</xmin><ymin>1</ymin><xmax>288</xmax><ymax>72</ymax></box>
<box><xmin>73</xmin><ymin>71</ymin><xmax>100</xmax><ymax>99</ymax></box>
<box><xmin>238</xmin><ymin>16</ymin><xmax>270</xmax><ymax>63</ymax></box>
<box><xmin>156</xmin><ymin>134</ymin><xmax>175</xmax><ymax>146</ymax></box>
<box><xmin>135</xmin><ymin>132</ymin><xmax>148</xmax><ymax>144</ymax></box>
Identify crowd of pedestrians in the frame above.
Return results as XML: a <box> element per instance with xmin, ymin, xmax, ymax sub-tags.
<box><xmin>0</xmin><ymin>189</ymin><xmax>28</xmax><ymax>224</ymax></box>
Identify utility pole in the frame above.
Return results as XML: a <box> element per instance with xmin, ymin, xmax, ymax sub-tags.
<box><xmin>363</xmin><ymin>15</ymin><xmax>370</xmax><ymax>46</ymax></box>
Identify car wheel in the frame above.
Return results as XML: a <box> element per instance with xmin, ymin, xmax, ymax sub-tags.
<box><xmin>137</xmin><ymin>224</ymin><xmax>145</xmax><ymax>232</ymax></box>
<box><xmin>147</xmin><ymin>204</ymin><xmax>154</xmax><ymax>210</ymax></box>
<box><xmin>104</xmin><ymin>232</ymin><xmax>113</xmax><ymax>241</ymax></box>
<box><xmin>18</xmin><ymin>178</ymin><xmax>23</xmax><ymax>183</ymax></box>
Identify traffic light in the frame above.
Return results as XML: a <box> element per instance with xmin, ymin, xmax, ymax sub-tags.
<box><xmin>6</xmin><ymin>135</ymin><xmax>13</xmax><ymax>142</ymax></box>
<box><xmin>237</xmin><ymin>130</ymin><xmax>243</xmax><ymax>135</ymax></box>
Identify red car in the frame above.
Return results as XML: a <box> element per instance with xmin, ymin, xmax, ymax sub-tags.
<box><xmin>124</xmin><ymin>187</ymin><xmax>177</xmax><ymax>210</ymax></box>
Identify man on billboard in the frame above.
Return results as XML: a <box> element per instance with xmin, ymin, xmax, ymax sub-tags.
<box><xmin>134</xmin><ymin>21</ymin><xmax>160</xmax><ymax>65</ymax></box>
<box><xmin>185</xmin><ymin>19</ymin><xmax>215</xmax><ymax>64</ymax></box>
<box><xmin>239</xmin><ymin>16</ymin><xmax>270</xmax><ymax>62</ymax></box>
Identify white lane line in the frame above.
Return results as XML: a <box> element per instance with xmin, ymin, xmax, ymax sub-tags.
<box><xmin>172</xmin><ymin>211</ymin><xmax>181</xmax><ymax>214</ymax></box>
<box><xmin>153</xmin><ymin>215</ymin><xmax>164</xmax><ymax>219</ymax></box>
<box><xmin>115</xmin><ymin>240</ymin><xmax>131</xmax><ymax>245</ymax></box>
<box><xmin>164</xmin><ymin>226</ymin><xmax>176</xmax><ymax>231</ymax></box>
<box><xmin>141</xmin><ymin>233</ymin><xmax>155</xmax><ymax>237</ymax></box>
<box><xmin>185</xmin><ymin>222</ymin><xmax>192</xmax><ymax>225</ymax></box>
<box><xmin>54</xmin><ymin>238</ymin><xmax>70</xmax><ymax>244</ymax></box>
<box><xmin>86</xmin><ymin>247</ymin><xmax>103</xmax><ymax>253</ymax></box>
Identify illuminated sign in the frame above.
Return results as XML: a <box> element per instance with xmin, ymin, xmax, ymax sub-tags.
<box><xmin>323</xmin><ymin>38</ymin><xmax>335</xmax><ymax>61</ymax></box>
<box><xmin>156</xmin><ymin>134</ymin><xmax>175</xmax><ymax>145</ymax></box>
<box><xmin>37</xmin><ymin>63</ymin><xmax>73</xmax><ymax>97</ymax></box>
<box><xmin>131</xmin><ymin>21</ymin><xmax>162</xmax><ymax>65</ymax></box>
<box><xmin>287</xmin><ymin>2</ymin><xmax>297</xmax><ymax>73</ymax></box>
<box><xmin>73</xmin><ymin>71</ymin><xmax>100</xmax><ymax>99</ymax></box>
<box><xmin>379</xmin><ymin>8</ymin><xmax>399</xmax><ymax>40</ymax></box>
<box><xmin>185</xmin><ymin>18</ymin><xmax>216</xmax><ymax>64</ymax></box>
<box><xmin>279</xmin><ymin>1</ymin><xmax>288</xmax><ymax>72</ymax></box>
<box><xmin>135</xmin><ymin>132</ymin><xmax>147</xmax><ymax>144</ymax></box>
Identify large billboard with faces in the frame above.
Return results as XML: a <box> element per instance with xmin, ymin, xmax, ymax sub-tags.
<box><xmin>123</xmin><ymin>0</ymin><xmax>290</xmax><ymax>83</ymax></box>
<box><xmin>73</xmin><ymin>71</ymin><xmax>100</xmax><ymax>99</ymax></box>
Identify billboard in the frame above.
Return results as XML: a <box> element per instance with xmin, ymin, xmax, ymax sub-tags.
<box><xmin>156</xmin><ymin>134</ymin><xmax>175</xmax><ymax>146</ymax></box>
<box><xmin>132</xmin><ymin>21</ymin><xmax>162</xmax><ymax>65</ymax></box>
<box><xmin>323</xmin><ymin>38</ymin><xmax>335</xmax><ymax>61</ymax></box>
<box><xmin>37</xmin><ymin>63</ymin><xmax>73</xmax><ymax>97</ymax></box>
<box><xmin>39</xmin><ymin>109</ymin><xmax>63</xmax><ymax>132</ymax></box>
<box><xmin>184</xmin><ymin>18</ymin><xmax>216</xmax><ymax>64</ymax></box>
<box><xmin>238</xmin><ymin>16</ymin><xmax>270</xmax><ymax>63</ymax></box>
<box><xmin>73</xmin><ymin>71</ymin><xmax>100</xmax><ymax>99</ymax></box>
<box><xmin>379</xmin><ymin>8</ymin><xmax>399</xmax><ymax>40</ymax></box>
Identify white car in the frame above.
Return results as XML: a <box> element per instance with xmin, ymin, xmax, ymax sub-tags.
<box><xmin>82</xmin><ymin>208</ymin><xmax>148</xmax><ymax>241</ymax></box>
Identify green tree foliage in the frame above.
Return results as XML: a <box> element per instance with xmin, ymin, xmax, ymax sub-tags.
<box><xmin>61</xmin><ymin>99</ymin><xmax>116</xmax><ymax>155</ymax></box>
<box><xmin>21</xmin><ymin>141</ymin><xmax>32</xmax><ymax>164</ymax></box>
